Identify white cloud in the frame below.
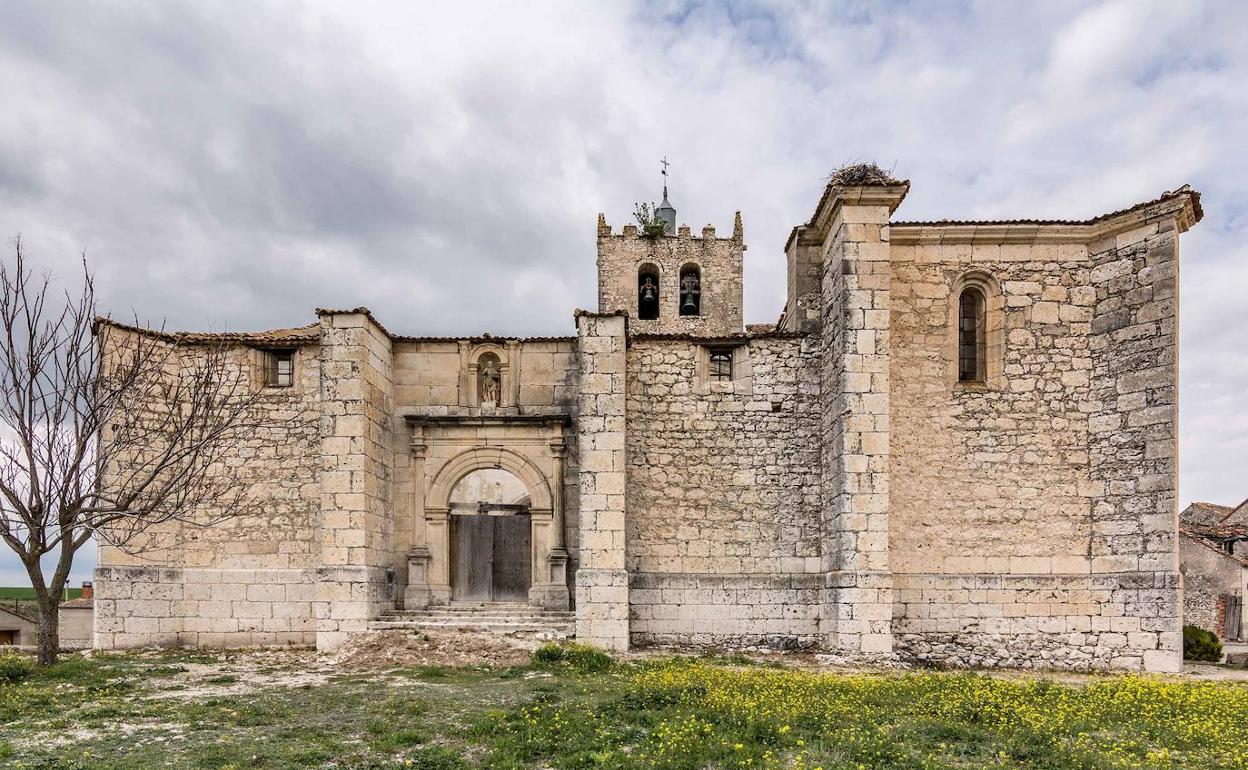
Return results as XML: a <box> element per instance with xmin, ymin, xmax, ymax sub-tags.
<box><xmin>0</xmin><ymin>0</ymin><xmax>1244</xmax><ymax>583</ymax></box>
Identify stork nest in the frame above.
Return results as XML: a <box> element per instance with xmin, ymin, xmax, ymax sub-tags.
<box><xmin>827</xmin><ymin>162</ymin><xmax>902</xmax><ymax>186</ymax></box>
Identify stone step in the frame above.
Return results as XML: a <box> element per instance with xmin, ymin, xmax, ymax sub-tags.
<box><xmin>384</xmin><ymin>611</ymin><xmax>574</xmax><ymax>618</ymax></box>
<box><xmin>373</xmin><ymin>602</ymin><xmax>576</xmax><ymax>638</ymax></box>
<box><xmin>391</xmin><ymin>609</ymin><xmax>572</xmax><ymax>617</ymax></box>
<box><xmin>368</xmin><ymin>619</ymin><xmax>574</xmax><ymax>635</ymax></box>
<box><xmin>381</xmin><ymin>616</ymin><xmax>571</xmax><ymax>621</ymax></box>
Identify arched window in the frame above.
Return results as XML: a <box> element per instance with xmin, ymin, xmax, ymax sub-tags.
<box><xmin>958</xmin><ymin>287</ymin><xmax>986</xmax><ymax>383</ymax></box>
<box><xmin>638</xmin><ymin>264</ymin><xmax>660</xmax><ymax>320</ymax></box>
<box><xmin>679</xmin><ymin>264</ymin><xmax>701</xmax><ymax>317</ymax></box>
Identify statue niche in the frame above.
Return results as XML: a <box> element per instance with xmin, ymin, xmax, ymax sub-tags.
<box><xmin>478</xmin><ymin>353</ymin><xmax>502</xmax><ymax>405</ymax></box>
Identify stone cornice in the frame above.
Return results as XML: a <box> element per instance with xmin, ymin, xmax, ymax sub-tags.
<box><xmin>402</xmin><ymin>413</ymin><xmax>571</xmax><ymax>427</ymax></box>
<box><xmin>788</xmin><ymin>182</ymin><xmax>912</xmax><ymax>252</ymax></box>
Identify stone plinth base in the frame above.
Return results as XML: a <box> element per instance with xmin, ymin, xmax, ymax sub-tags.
<box><xmin>575</xmin><ymin>568</ymin><xmax>629</xmax><ymax>651</ymax></box>
<box><xmin>822</xmin><ymin>569</ymin><xmax>895</xmax><ymax>655</ymax></box>
<box><xmin>892</xmin><ymin>571</ymin><xmax>1182</xmax><ymax>672</ymax></box>
<box><xmin>403</xmin><ymin>548</ymin><xmax>433</xmax><ymax>610</ymax></box>
<box><xmin>93</xmin><ymin>566</ymin><xmax>318</xmax><ymax>650</ymax></box>
<box><xmin>315</xmin><ymin>565</ymin><xmax>395</xmax><ymax>652</ymax></box>
<box><xmin>530</xmin><ymin>584</ymin><xmax>571</xmax><ymax>611</ymax></box>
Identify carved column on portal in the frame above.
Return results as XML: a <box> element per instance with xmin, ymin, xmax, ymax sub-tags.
<box><xmin>404</xmin><ymin>426</ymin><xmax>433</xmax><ymax>609</ymax></box>
<box><xmin>457</xmin><ymin>340</ymin><xmax>471</xmax><ymax>407</ymax></box>
<box><xmin>531</xmin><ymin>435</ymin><xmax>570</xmax><ymax>610</ymax></box>
<box><xmin>505</xmin><ymin>340</ymin><xmax>522</xmax><ymax>408</ymax></box>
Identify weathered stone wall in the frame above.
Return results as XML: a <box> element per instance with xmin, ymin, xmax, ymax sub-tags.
<box><xmin>1180</xmin><ymin>535</ymin><xmax>1243</xmax><ymax>637</ymax></box>
<box><xmin>58</xmin><ymin>606</ymin><xmax>94</xmax><ymax>649</ymax></box>
<box><xmin>818</xmin><ymin>188</ymin><xmax>903</xmax><ymax>656</ymax></box>
<box><xmin>625</xmin><ymin>334</ymin><xmax>823</xmax><ymax>647</ymax></box>
<box><xmin>95</xmin><ymin>566</ymin><xmax>317</xmax><ymax>648</ymax></box>
<box><xmin>1084</xmin><ymin>220</ymin><xmax>1185</xmax><ymax>669</ymax></box>
<box><xmin>315</xmin><ymin>311</ymin><xmax>396</xmax><ymax>651</ymax></box>
<box><xmin>95</xmin><ymin>337</ymin><xmax>322</xmax><ymax>649</ymax></box>
<box><xmin>391</xmin><ymin>338</ymin><xmax>577</xmax><ymax>411</ymax></box>
<box><xmin>887</xmin><ymin>204</ymin><xmax>1188</xmax><ymax>671</ymax></box>
<box><xmin>597</xmin><ymin>217</ymin><xmax>743</xmax><ymax>336</ymax></box>
<box><xmin>575</xmin><ymin>312</ymin><xmax>630</xmax><ymax>650</ymax></box>
<box><xmin>889</xmin><ymin>244</ymin><xmax>1095</xmax><ymax>573</ymax></box>
<box><xmin>779</xmin><ymin>230</ymin><xmax>822</xmax><ymax>333</ymax></box>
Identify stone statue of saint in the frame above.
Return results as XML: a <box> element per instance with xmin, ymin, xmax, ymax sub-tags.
<box><xmin>680</xmin><ymin>271</ymin><xmax>700</xmax><ymax>314</ymax></box>
<box><xmin>479</xmin><ymin>357</ymin><xmax>501</xmax><ymax>404</ymax></box>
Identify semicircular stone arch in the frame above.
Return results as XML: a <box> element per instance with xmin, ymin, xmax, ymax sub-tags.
<box><xmin>426</xmin><ymin>445</ymin><xmax>554</xmax><ymax>512</ymax></box>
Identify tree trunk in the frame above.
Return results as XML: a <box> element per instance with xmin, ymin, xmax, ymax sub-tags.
<box><xmin>35</xmin><ymin>599</ymin><xmax>60</xmax><ymax>666</ymax></box>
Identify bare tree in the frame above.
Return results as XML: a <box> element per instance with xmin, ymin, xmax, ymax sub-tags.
<box><xmin>0</xmin><ymin>240</ymin><xmax>262</xmax><ymax>664</ymax></box>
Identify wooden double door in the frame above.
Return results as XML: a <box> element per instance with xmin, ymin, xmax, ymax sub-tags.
<box><xmin>451</xmin><ymin>512</ymin><xmax>532</xmax><ymax>602</ymax></box>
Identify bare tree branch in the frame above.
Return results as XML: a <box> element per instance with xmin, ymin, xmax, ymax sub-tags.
<box><xmin>0</xmin><ymin>240</ymin><xmax>267</xmax><ymax>664</ymax></box>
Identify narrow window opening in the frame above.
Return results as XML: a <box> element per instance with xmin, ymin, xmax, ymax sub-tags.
<box><xmin>709</xmin><ymin>350</ymin><xmax>733</xmax><ymax>382</ymax></box>
<box><xmin>265</xmin><ymin>349</ymin><xmax>295</xmax><ymax>388</ymax></box>
<box><xmin>679</xmin><ymin>264</ymin><xmax>701</xmax><ymax>317</ymax></box>
<box><xmin>958</xmin><ymin>288</ymin><xmax>986</xmax><ymax>383</ymax></box>
<box><xmin>638</xmin><ymin>265</ymin><xmax>660</xmax><ymax>320</ymax></box>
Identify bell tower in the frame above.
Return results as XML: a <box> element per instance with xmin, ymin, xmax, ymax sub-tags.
<box><xmin>595</xmin><ymin>160</ymin><xmax>744</xmax><ymax>336</ymax></box>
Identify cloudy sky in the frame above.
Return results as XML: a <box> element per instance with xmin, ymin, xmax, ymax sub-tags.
<box><xmin>0</xmin><ymin>0</ymin><xmax>1244</xmax><ymax>585</ymax></box>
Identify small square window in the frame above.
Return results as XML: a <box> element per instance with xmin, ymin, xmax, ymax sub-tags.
<box><xmin>708</xmin><ymin>350</ymin><xmax>733</xmax><ymax>382</ymax></box>
<box><xmin>265</xmin><ymin>349</ymin><xmax>295</xmax><ymax>388</ymax></box>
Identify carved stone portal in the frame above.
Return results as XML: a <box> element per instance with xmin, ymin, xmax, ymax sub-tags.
<box><xmin>402</xmin><ymin>415</ymin><xmax>570</xmax><ymax>611</ymax></box>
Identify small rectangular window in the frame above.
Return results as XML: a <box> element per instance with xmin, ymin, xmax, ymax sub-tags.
<box><xmin>708</xmin><ymin>350</ymin><xmax>733</xmax><ymax>382</ymax></box>
<box><xmin>265</xmin><ymin>349</ymin><xmax>295</xmax><ymax>388</ymax></box>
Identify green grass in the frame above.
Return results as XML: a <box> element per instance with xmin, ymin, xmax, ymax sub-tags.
<box><xmin>0</xmin><ymin>649</ymin><xmax>1245</xmax><ymax>769</ymax></box>
<box><xmin>0</xmin><ymin>587</ymin><xmax>83</xmax><ymax>600</ymax></box>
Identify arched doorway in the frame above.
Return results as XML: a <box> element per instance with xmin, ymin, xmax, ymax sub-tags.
<box><xmin>406</xmin><ymin>420</ymin><xmax>570</xmax><ymax>611</ymax></box>
<box><xmin>449</xmin><ymin>469</ymin><xmax>532</xmax><ymax>602</ymax></box>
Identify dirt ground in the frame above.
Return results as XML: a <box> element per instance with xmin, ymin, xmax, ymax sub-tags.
<box><xmin>84</xmin><ymin>630</ymin><xmax>1248</xmax><ymax>684</ymax></box>
<box><xmin>328</xmin><ymin>629</ymin><xmax>538</xmax><ymax>669</ymax></box>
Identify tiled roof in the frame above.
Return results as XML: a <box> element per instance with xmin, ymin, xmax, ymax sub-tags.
<box><xmin>98</xmin><ymin>313</ymin><xmax>575</xmax><ymax>346</ymax></box>
<box><xmin>0</xmin><ymin>604</ymin><xmax>36</xmax><ymax>623</ymax></box>
<box><xmin>59</xmin><ymin>598</ymin><xmax>95</xmax><ymax>609</ymax></box>
<box><xmin>395</xmin><ymin>335</ymin><xmax>576</xmax><ymax>344</ymax></box>
<box><xmin>1181</xmin><ymin>526</ymin><xmax>1248</xmax><ymax>568</ymax></box>
<box><xmin>95</xmin><ymin>317</ymin><xmax>319</xmax><ymax>345</ymax></box>
<box><xmin>1183</xmin><ymin>522</ymin><xmax>1248</xmax><ymax>540</ymax></box>
<box><xmin>312</xmin><ymin>308</ymin><xmax>579</xmax><ymax>343</ymax></box>
<box><xmin>630</xmin><ymin>329</ymin><xmax>808</xmax><ymax>342</ymax></box>
<box><xmin>1182</xmin><ymin>500</ymin><xmax>1248</xmax><ymax>526</ymax></box>
<box><xmin>892</xmin><ymin>185</ymin><xmax>1203</xmax><ymax>228</ymax></box>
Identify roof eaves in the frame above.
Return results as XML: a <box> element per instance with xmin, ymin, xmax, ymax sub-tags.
<box><xmin>1181</xmin><ymin>526</ymin><xmax>1248</xmax><ymax>567</ymax></box>
<box><xmin>889</xmin><ymin>185</ymin><xmax>1202</xmax><ymax>245</ymax></box>
<box><xmin>94</xmin><ymin>317</ymin><xmax>320</xmax><ymax>346</ymax></box>
<box><xmin>393</xmin><ymin>335</ymin><xmax>576</xmax><ymax>344</ymax></box>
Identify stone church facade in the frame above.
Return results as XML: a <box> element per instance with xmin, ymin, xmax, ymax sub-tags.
<box><xmin>94</xmin><ymin>172</ymin><xmax>1202</xmax><ymax>671</ymax></box>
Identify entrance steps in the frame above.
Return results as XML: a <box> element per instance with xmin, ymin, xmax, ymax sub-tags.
<box><xmin>368</xmin><ymin>602</ymin><xmax>575</xmax><ymax>639</ymax></box>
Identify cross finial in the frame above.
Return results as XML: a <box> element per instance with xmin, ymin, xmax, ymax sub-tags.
<box><xmin>660</xmin><ymin>156</ymin><xmax>670</xmax><ymax>178</ymax></box>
